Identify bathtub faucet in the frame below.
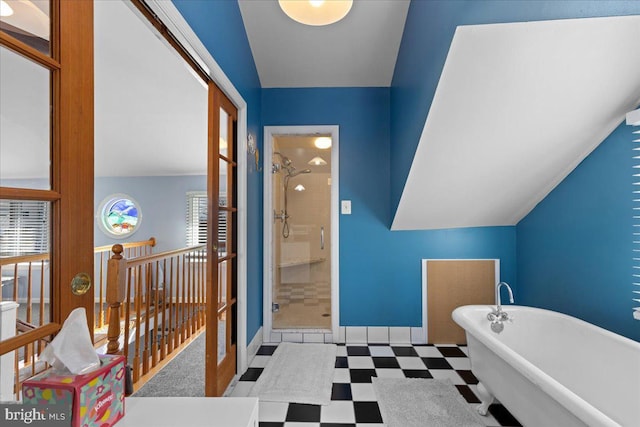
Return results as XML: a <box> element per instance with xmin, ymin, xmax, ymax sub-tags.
<box><xmin>488</xmin><ymin>282</ymin><xmax>514</xmax><ymax>333</ymax></box>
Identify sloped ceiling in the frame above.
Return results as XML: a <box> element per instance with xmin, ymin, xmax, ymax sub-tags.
<box><xmin>94</xmin><ymin>0</ymin><xmax>208</xmax><ymax>177</ymax></box>
<box><xmin>0</xmin><ymin>0</ymin><xmax>208</xmax><ymax>181</ymax></box>
<box><xmin>392</xmin><ymin>16</ymin><xmax>640</xmax><ymax>230</ymax></box>
<box><xmin>238</xmin><ymin>0</ymin><xmax>410</xmax><ymax>87</ymax></box>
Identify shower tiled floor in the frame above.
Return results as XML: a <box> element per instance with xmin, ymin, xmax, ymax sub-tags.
<box><xmin>229</xmin><ymin>342</ymin><xmax>522</xmax><ymax>427</ymax></box>
<box><xmin>273</xmin><ymin>281</ymin><xmax>331</xmax><ymax>329</ymax></box>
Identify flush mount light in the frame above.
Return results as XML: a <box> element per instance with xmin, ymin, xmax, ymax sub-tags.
<box><xmin>294</xmin><ymin>184</ymin><xmax>305</xmax><ymax>192</ymax></box>
<box><xmin>314</xmin><ymin>137</ymin><xmax>332</xmax><ymax>149</ymax></box>
<box><xmin>278</xmin><ymin>0</ymin><xmax>353</xmax><ymax>26</ymax></box>
<box><xmin>308</xmin><ymin>156</ymin><xmax>327</xmax><ymax>166</ymax></box>
<box><xmin>1</xmin><ymin>0</ymin><xmax>14</xmax><ymax>17</ymax></box>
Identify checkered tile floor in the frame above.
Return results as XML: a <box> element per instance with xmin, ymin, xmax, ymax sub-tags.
<box><xmin>228</xmin><ymin>343</ymin><xmax>522</xmax><ymax>427</ymax></box>
<box><xmin>276</xmin><ymin>281</ymin><xmax>331</xmax><ymax>307</ymax></box>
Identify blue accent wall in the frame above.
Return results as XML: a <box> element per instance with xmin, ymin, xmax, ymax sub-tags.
<box><xmin>172</xmin><ymin>0</ymin><xmax>264</xmax><ymax>343</ymax></box>
<box><xmin>390</xmin><ymin>0</ymin><xmax>640</xmax><ymax>217</ymax></box>
<box><xmin>518</xmin><ymin>122</ymin><xmax>639</xmax><ymax>341</ymax></box>
<box><xmin>172</xmin><ymin>0</ymin><xmax>640</xmax><ymax>339</ymax></box>
<box><xmin>263</xmin><ymin>88</ymin><xmax>517</xmax><ymax>326</ymax></box>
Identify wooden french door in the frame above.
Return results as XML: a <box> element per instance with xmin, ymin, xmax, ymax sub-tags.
<box><xmin>125</xmin><ymin>0</ymin><xmax>239</xmax><ymax>397</ymax></box>
<box><xmin>0</xmin><ymin>1</ymin><xmax>95</xmax><ymax>329</ymax></box>
<box><xmin>206</xmin><ymin>85</ymin><xmax>238</xmax><ymax>396</ymax></box>
<box><xmin>2</xmin><ymin>0</ymin><xmax>238</xmax><ymax>397</ymax></box>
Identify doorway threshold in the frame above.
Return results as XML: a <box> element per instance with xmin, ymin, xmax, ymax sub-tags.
<box><xmin>268</xmin><ymin>329</ymin><xmax>334</xmax><ymax>344</ymax></box>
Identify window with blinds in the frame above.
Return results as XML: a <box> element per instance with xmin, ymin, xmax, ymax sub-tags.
<box><xmin>186</xmin><ymin>192</ymin><xmax>226</xmax><ymax>248</ymax></box>
<box><xmin>629</xmin><ymin>108</ymin><xmax>640</xmax><ymax>321</ymax></box>
<box><xmin>0</xmin><ymin>200</ymin><xmax>50</xmax><ymax>258</ymax></box>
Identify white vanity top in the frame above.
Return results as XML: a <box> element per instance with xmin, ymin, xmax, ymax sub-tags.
<box><xmin>117</xmin><ymin>397</ymin><xmax>258</xmax><ymax>427</ymax></box>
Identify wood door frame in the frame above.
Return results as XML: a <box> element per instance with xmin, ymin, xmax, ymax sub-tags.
<box><xmin>262</xmin><ymin>125</ymin><xmax>340</xmax><ymax>341</ymax></box>
<box><xmin>144</xmin><ymin>0</ymin><xmax>249</xmax><ymax>378</ymax></box>
<box><xmin>421</xmin><ymin>259</ymin><xmax>500</xmax><ymax>344</ymax></box>
<box><xmin>55</xmin><ymin>0</ymin><xmax>95</xmax><ymax>327</ymax></box>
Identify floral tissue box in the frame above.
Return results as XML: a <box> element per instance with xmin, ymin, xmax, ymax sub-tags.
<box><xmin>22</xmin><ymin>354</ymin><xmax>126</xmax><ymax>427</ymax></box>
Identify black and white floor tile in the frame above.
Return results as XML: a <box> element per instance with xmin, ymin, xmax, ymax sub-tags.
<box><xmin>228</xmin><ymin>343</ymin><xmax>522</xmax><ymax>427</ymax></box>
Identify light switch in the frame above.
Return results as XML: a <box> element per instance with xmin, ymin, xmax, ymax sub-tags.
<box><xmin>341</xmin><ymin>200</ymin><xmax>352</xmax><ymax>215</ymax></box>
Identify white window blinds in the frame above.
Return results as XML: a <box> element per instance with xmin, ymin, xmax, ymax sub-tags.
<box><xmin>629</xmin><ymin>108</ymin><xmax>640</xmax><ymax>320</ymax></box>
<box><xmin>186</xmin><ymin>192</ymin><xmax>207</xmax><ymax>246</ymax></box>
<box><xmin>0</xmin><ymin>200</ymin><xmax>50</xmax><ymax>258</ymax></box>
<box><xmin>186</xmin><ymin>192</ymin><xmax>227</xmax><ymax>248</ymax></box>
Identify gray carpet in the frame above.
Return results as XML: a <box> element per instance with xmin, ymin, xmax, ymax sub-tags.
<box><xmin>134</xmin><ymin>332</ymin><xmax>205</xmax><ymax>397</ymax></box>
<box><xmin>373</xmin><ymin>378</ymin><xmax>485</xmax><ymax>427</ymax></box>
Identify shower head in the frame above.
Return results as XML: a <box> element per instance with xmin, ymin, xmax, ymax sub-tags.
<box><xmin>273</xmin><ymin>152</ymin><xmax>292</xmax><ymax>167</ymax></box>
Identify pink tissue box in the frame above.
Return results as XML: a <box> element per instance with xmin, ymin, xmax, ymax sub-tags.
<box><xmin>22</xmin><ymin>354</ymin><xmax>126</xmax><ymax>427</ymax></box>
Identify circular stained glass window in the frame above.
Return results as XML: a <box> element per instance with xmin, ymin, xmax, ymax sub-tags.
<box><xmin>97</xmin><ymin>194</ymin><xmax>142</xmax><ymax>238</ymax></box>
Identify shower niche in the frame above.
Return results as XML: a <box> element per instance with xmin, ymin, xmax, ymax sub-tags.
<box><xmin>271</xmin><ymin>135</ymin><xmax>332</xmax><ymax>330</ymax></box>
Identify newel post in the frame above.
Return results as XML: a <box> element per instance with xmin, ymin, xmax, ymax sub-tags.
<box><xmin>106</xmin><ymin>244</ymin><xmax>126</xmax><ymax>354</ymax></box>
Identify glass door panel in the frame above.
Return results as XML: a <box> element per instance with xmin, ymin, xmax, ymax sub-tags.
<box><xmin>0</xmin><ymin>0</ymin><xmax>51</xmax><ymax>54</ymax></box>
<box><xmin>272</xmin><ymin>135</ymin><xmax>332</xmax><ymax>330</ymax></box>
<box><xmin>219</xmin><ymin>107</ymin><xmax>229</xmax><ymax>157</ymax></box>
<box><xmin>0</xmin><ymin>45</ymin><xmax>51</xmax><ymax>190</ymax></box>
<box><xmin>0</xmin><ymin>199</ymin><xmax>51</xmax><ymax>328</ymax></box>
<box><xmin>217</xmin><ymin>259</ymin><xmax>228</xmax><ymax>307</ymax></box>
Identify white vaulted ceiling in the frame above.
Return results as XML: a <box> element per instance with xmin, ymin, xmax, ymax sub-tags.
<box><xmin>1</xmin><ymin>0</ymin><xmax>208</xmax><ymax>180</ymax></box>
<box><xmin>94</xmin><ymin>0</ymin><xmax>208</xmax><ymax>177</ymax></box>
<box><xmin>392</xmin><ymin>16</ymin><xmax>640</xmax><ymax>230</ymax></box>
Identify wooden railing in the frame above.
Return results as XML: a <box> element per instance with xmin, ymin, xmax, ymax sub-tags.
<box><xmin>106</xmin><ymin>243</ymin><xmax>206</xmax><ymax>391</ymax></box>
<box><xmin>0</xmin><ymin>238</ymin><xmax>156</xmax><ymax>401</ymax></box>
<box><xmin>0</xmin><ymin>253</ymin><xmax>50</xmax><ymax>355</ymax></box>
<box><xmin>0</xmin><ymin>237</ymin><xmax>156</xmax><ymax>343</ymax></box>
<box><xmin>0</xmin><ymin>316</ymin><xmax>60</xmax><ymax>401</ymax></box>
<box><xmin>94</xmin><ymin>238</ymin><xmax>156</xmax><ymax>332</ymax></box>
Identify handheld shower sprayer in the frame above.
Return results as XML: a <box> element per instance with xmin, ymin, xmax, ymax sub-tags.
<box><xmin>272</xmin><ymin>153</ymin><xmax>312</xmax><ymax>238</ymax></box>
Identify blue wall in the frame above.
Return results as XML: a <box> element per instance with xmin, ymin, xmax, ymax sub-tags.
<box><xmin>390</xmin><ymin>0</ymin><xmax>640</xmax><ymax>217</ymax></box>
<box><xmin>172</xmin><ymin>0</ymin><xmax>264</xmax><ymax>343</ymax></box>
<box><xmin>172</xmin><ymin>0</ymin><xmax>640</xmax><ymax>339</ymax></box>
<box><xmin>518</xmin><ymin>121</ymin><xmax>639</xmax><ymax>341</ymax></box>
<box><xmin>262</xmin><ymin>88</ymin><xmax>517</xmax><ymax>326</ymax></box>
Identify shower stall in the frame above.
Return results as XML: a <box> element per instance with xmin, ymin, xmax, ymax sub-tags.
<box><xmin>270</xmin><ymin>135</ymin><xmax>332</xmax><ymax>330</ymax></box>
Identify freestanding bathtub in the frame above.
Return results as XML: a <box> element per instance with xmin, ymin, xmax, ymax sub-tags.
<box><xmin>452</xmin><ymin>305</ymin><xmax>640</xmax><ymax>427</ymax></box>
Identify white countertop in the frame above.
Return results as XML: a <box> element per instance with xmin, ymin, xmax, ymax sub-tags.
<box><xmin>117</xmin><ymin>397</ymin><xmax>258</xmax><ymax>427</ymax></box>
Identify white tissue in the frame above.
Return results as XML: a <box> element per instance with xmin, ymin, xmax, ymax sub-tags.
<box><xmin>41</xmin><ymin>307</ymin><xmax>100</xmax><ymax>374</ymax></box>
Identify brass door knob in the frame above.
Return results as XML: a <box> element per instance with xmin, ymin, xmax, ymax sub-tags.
<box><xmin>71</xmin><ymin>272</ymin><xmax>92</xmax><ymax>296</ymax></box>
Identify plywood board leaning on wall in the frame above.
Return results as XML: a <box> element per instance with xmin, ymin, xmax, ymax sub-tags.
<box><xmin>427</xmin><ymin>260</ymin><xmax>495</xmax><ymax>344</ymax></box>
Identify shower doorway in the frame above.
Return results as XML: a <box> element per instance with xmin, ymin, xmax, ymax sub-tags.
<box><xmin>263</xmin><ymin>126</ymin><xmax>339</xmax><ymax>341</ymax></box>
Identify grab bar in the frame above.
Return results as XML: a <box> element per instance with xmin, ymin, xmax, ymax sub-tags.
<box><xmin>320</xmin><ymin>226</ymin><xmax>324</xmax><ymax>250</ymax></box>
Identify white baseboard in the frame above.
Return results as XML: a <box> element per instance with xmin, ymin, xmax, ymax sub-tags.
<box><xmin>266</xmin><ymin>330</ymin><xmax>335</xmax><ymax>344</ymax></box>
<box><xmin>259</xmin><ymin>326</ymin><xmax>425</xmax><ymax>345</ymax></box>
<box><xmin>342</xmin><ymin>326</ymin><xmax>424</xmax><ymax>344</ymax></box>
<box><xmin>246</xmin><ymin>326</ymin><xmax>263</xmax><ymax>369</ymax></box>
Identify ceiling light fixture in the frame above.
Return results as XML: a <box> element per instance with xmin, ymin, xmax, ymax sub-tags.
<box><xmin>0</xmin><ymin>0</ymin><xmax>14</xmax><ymax>17</ymax></box>
<box><xmin>278</xmin><ymin>0</ymin><xmax>353</xmax><ymax>26</ymax></box>
<box><xmin>308</xmin><ymin>156</ymin><xmax>327</xmax><ymax>166</ymax></box>
<box><xmin>294</xmin><ymin>184</ymin><xmax>305</xmax><ymax>192</ymax></box>
<box><xmin>314</xmin><ymin>137</ymin><xmax>332</xmax><ymax>149</ymax></box>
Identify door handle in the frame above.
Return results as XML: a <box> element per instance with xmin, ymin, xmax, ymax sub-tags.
<box><xmin>320</xmin><ymin>226</ymin><xmax>324</xmax><ymax>250</ymax></box>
